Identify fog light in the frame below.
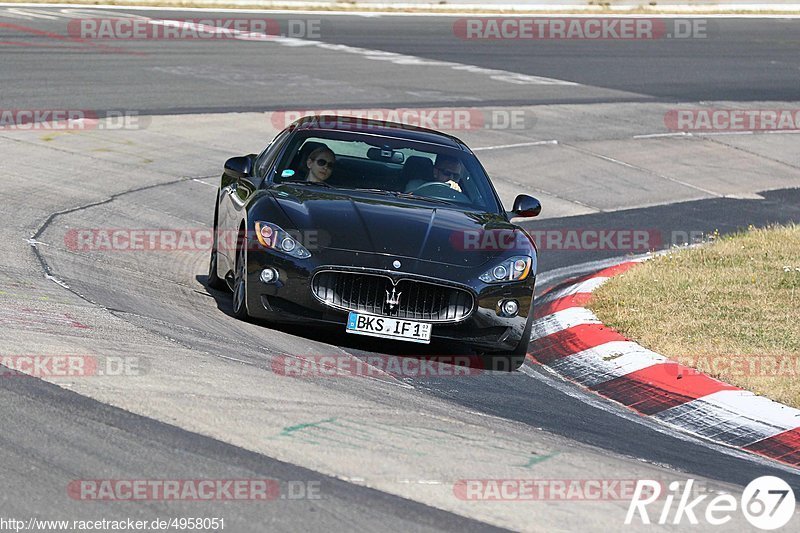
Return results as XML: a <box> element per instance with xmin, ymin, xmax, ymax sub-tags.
<box><xmin>501</xmin><ymin>299</ymin><xmax>519</xmax><ymax>317</ymax></box>
<box><xmin>260</xmin><ymin>268</ymin><xmax>278</xmax><ymax>284</ymax></box>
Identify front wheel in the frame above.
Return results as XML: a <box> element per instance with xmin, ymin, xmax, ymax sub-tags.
<box><xmin>231</xmin><ymin>235</ymin><xmax>250</xmax><ymax>320</ymax></box>
<box><xmin>207</xmin><ymin>228</ymin><xmax>228</xmax><ymax>291</ymax></box>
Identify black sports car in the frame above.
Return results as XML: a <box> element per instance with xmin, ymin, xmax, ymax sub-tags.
<box><xmin>208</xmin><ymin>116</ymin><xmax>541</xmax><ymax>370</ymax></box>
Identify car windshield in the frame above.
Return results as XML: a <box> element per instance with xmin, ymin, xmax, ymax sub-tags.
<box><xmin>273</xmin><ymin>130</ymin><xmax>502</xmax><ymax>213</ymax></box>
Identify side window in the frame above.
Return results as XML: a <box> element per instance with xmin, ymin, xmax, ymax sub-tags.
<box><xmin>255</xmin><ymin>130</ymin><xmax>291</xmax><ymax>184</ymax></box>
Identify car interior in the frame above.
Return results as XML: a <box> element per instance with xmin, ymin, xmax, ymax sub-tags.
<box><xmin>286</xmin><ymin>140</ymin><xmax>409</xmax><ymax>191</ymax></box>
<box><xmin>282</xmin><ymin>139</ymin><xmax>482</xmax><ymax>199</ymax></box>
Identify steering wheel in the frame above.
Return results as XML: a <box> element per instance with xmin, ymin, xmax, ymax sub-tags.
<box><xmin>411</xmin><ymin>181</ymin><xmax>469</xmax><ymax>202</ymax></box>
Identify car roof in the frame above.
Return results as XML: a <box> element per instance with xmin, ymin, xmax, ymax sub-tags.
<box><xmin>290</xmin><ymin>115</ymin><xmax>468</xmax><ymax>150</ymax></box>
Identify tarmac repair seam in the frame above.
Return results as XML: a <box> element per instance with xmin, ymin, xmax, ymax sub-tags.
<box><xmin>527</xmin><ymin>260</ymin><xmax>800</xmax><ymax>468</ymax></box>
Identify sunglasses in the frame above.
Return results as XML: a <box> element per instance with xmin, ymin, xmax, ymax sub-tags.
<box><xmin>435</xmin><ymin>167</ymin><xmax>460</xmax><ymax>180</ymax></box>
<box><xmin>315</xmin><ymin>158</ymin><xmax>335</xmax><ymax>169</ymax></box>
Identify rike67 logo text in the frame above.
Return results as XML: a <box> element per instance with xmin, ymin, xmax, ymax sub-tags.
<box><xmin>626</xmin><ymin>477</ymin><xmax>795</xmax><ymax>530</ymax></box>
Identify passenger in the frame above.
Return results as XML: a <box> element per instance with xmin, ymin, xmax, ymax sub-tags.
<box><xmin>305</xmin><ymin>147</ymin><xmax>336</xmax><ymax>183</ymax></box>
<box><xmin>432</xmin><ymin>154</ymin><xmax>463</xmax><ymax>192</ymax></box>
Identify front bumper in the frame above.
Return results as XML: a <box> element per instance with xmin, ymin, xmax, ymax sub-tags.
<box><xmin>243</xmin><ymin>245</ymin><xmax>535</xmax><ymax>352</ymax></box>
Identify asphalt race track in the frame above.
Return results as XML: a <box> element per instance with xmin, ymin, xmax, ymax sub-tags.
<box><xmin>1</xmin><ymin>6</ymin><xmax>800</xmax><ymax>532</ymax></box>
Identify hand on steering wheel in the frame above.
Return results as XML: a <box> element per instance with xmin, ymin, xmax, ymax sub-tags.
<box><xmin>414</xmin><ymin>180</ymin><xmax>462</xmax><ymax>193</ymax></box>
<box><xmin>411</xmin><ymin>180</ymin><xmax>468</xmax><ymax>202</ymax></box>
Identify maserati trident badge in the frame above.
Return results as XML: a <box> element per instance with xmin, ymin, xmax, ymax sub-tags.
<box><xmin>385</xmin><ymin>287</ymin><xmax>402</xmax><ymax>313</ymax></box>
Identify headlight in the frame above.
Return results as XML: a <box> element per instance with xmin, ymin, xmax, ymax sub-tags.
<box><xmin>479</xmin><ymin>255</ymin><xmax>533</xmax><ymax>283</ymax></box>
<box><xmin>254</xmin><ymin>221</ymin><xmax>311</xmax><ymax>259</ymax></box>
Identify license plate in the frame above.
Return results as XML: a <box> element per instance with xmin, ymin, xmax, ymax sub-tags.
<box><xmin>346</xmin><ymin>312</ymin><xmax>432</xmax><ymax>344</ymax></box>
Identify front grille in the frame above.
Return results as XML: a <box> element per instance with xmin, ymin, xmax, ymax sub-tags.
<box><xmin>311</xmin><ymin>270</ymin><xmax>474</xmax><ymax>322</ymax></box>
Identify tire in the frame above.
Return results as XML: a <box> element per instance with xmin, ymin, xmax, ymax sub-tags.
<box><xmin>207</xmin><ymin>220</ymin><xmax>228</xmax><ymax>291</ymax></box>
<box><xmin>231</xmin><ymin>233</ymin><xmax>250</xmax><ymax>320</ymax></box>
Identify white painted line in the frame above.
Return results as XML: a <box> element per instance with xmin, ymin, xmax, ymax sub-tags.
<box><xmin>549</xmin><ymin>340</ymin><xmax>668</xmax><ymax>387</ymax></box>
<box><xmin>192</xmin><ymin>178</ymin><xmax>217</xmax><ymax>188</ymax></box>
<box><xmin>695</xmin><ymin>389</ymin><xmax>800</xmax><ymax>432</ymax></box>
<box><xmin>529</xmin><ymin>306</ymin><xmax>600</xmax><ymax>341</ymax></box>
<box><xmin>3</xmin><ymin>7</ymin><xmax>60</xmax><ymax>19</ymax></box>
<box><xmin>218</xmin><ymin>354</ymin><xmax>257</xmax><ymax>365</ymax></box>
<box><xmin>653</xmin><ymin>391</ymin><xmax>800</xmax><ymax>447</ymax></box>
<box><xmin>536</xmin><ymin>254</ymin><xmax>651</xmax><ymax>289</ymax></box>
<box><xmin>139</xmin><ymin>18</ymin><xmax>581</xmax><ymax>86</ymax></box>
<box><xmin>564</xmin><ymin>143</ymin><xmax>726</xmax><ymax>198</ymax></box>
<box><xmin>25</xmin><ymin>238</ymin><xmax>49</xmax><ymax>247</ymax></box>
<box><xmin>633</xmin><ymin>130</ymin><xmax>800</xmax><ymax>139</ymax></box>
<box><xmin>763</xmin><ymin>129</ymin><xmax>800</xmax><ymax>135</ymax></box>
<box><xmin>45</xmin><ymin>274</ymin><xmax>71</xmax><ymax>290</ymax></box>
<box><xmin>538</xmin><ymin>276</ymin><xmax>609</xmax><ymax>304</ymax></box>
<box><xmin>472</xmin><ymin>140</ymin><xmax>558</xmax><ymax>152</ymax></box>
<box><xmin>697</xmin><ymin>129</ymin><xmax>800</xmax><ymax>136</ymax></box>
<box><xmin>0</xmin><ymin>7</ymin><xmax>581</xmax><ymax>87</ymax></box>
<box><xmin>633</xmin><ymin>132</ymin><xmax>690</xmax><ymax>139</ymax></box>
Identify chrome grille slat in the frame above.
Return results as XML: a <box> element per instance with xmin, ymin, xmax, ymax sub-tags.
<box><xmin>312</xmin><ymin>271</ymin><xmax>473</xmax><ymax>323</ymax></box>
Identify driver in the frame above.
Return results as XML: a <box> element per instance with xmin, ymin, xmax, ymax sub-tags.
<box><xmin>305</xmin><ymin>147</ymin><xmax>336</xmax><ymax>184</ymax></box>
<box><xmin>431</xmin><ymin>155</ymin><xmax>463</xmax><ymax>193</ymax></box>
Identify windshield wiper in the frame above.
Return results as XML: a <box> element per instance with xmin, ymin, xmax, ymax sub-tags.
<box><xmin>280</xmin><ymin>180</ymin><xmax>333</xmax><ymax>188</ymax></box>
<box><xmin>391</xmin><ymin>192</ymin><xmax>454</xmax><ymax>206</ymax></box>
<box><xmin>352</xmin><ymin>188</ymin><xmax>454</xmax><ymax>205</ymax></box>
<box><xmin>346</xmin><ymin>187</ymin><xmax>414</xmax><ymax>198</ymax></box>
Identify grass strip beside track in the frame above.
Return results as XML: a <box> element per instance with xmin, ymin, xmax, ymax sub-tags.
<box><xmin>589</xmin><ymin>224</ymin><xmax>800</xmax><ymax>408</ymax></box>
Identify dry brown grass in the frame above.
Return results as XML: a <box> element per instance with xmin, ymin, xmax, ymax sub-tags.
<box><xmin>589</xmin><ymin>224</ymin><xmax>800</xmax><ymax>408</ymax></box>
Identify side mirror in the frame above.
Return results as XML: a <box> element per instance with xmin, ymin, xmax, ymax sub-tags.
<box><xmin>511</xmin><ymin>194</ymin><xmax>542</xmax><ymax>218</ymax></box>
<box><xmin>224</xmin><ymin>155</ymin><xmax>254</xmax><ymax>180</ymax></box>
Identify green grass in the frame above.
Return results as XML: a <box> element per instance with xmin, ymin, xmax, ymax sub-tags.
<box><xmin>589</xmin><ymin>224</ymin><xmax>800</xmax><ymax>408</ymax></box>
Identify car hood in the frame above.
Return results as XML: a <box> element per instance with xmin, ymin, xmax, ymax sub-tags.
<box><xmin>270</xmin><ymin>185</ymin><xmax>529</xmax><ymax>268</ymax></box>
